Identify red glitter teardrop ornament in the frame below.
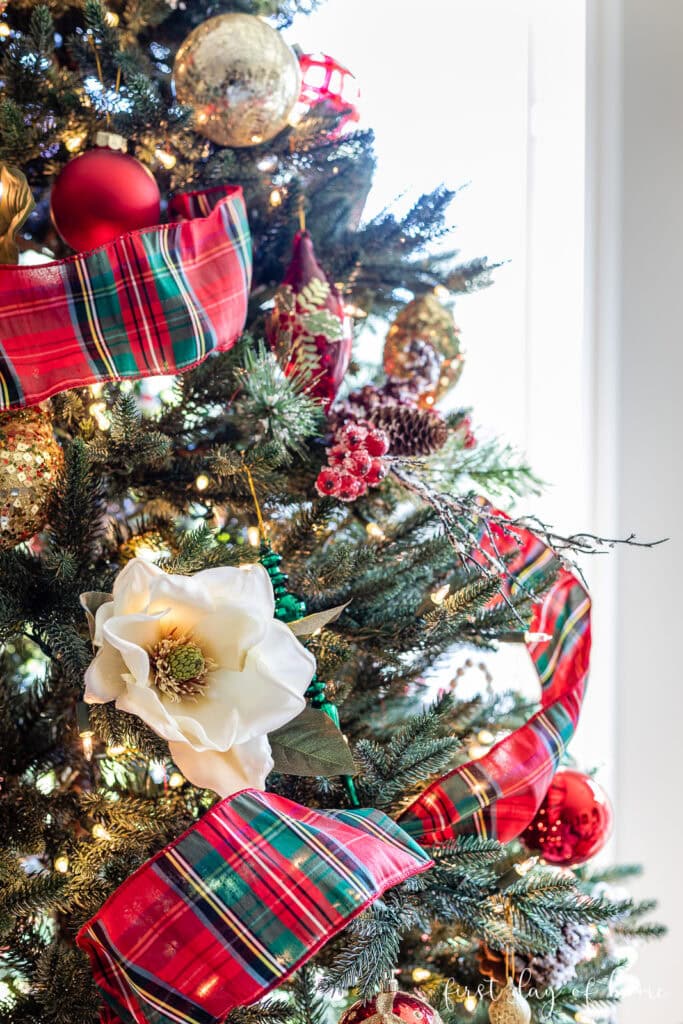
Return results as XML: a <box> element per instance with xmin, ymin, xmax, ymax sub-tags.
<box><xmin>521</xmin><ymin>769</ymin><xmax>613</xmax><ymax>866</ymax></box>
<box><xmin>50</xmin><ymin>146</ymin><xmax>161</xmax><ymax>252</ymax></box>
<box><xmin>266</xmin><ymin>230</ymin><xmax>352</xmax><ymax>408</ymax></box>
<box><xmin>340</xmin><ymin>982</ymin><xmax>442</xmax><ymax>1024</ymax></box>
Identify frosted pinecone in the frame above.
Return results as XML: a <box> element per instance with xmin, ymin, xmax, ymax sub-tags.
<box><xmin>523</xmin><ymin>923</ymin><xmax>595</xmax><ymax>989</ymax></box>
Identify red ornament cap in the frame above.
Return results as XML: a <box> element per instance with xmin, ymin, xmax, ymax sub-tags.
<box><xmin>340</xmin><ymin>983</ymin><xmax>442</xmax><ymax>1024</ymax></box>
<box><xmin>521</xmin><ymin>769</ymin><xmax>613</xmax><ymax>866</ymax></box>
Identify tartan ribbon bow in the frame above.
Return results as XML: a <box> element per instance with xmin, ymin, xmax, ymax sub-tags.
<box><xmin>0</xmin><ymin>184</ymin><xmax>251</xmax><ymax>410</ymax></box>
<box><xmin>77</xmin><ymin>789</ymin><xmax>432</xmax><ymax>1024</ymax></box>
<box><xmin>397</xmin><ymin>502</ymin><xmax>591</xmax><ymax>845</ymax></box>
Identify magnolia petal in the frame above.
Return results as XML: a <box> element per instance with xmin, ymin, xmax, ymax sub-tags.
<box><xmin>84</xmin><ymin>643</ymin><xmax>127</xmax><ymax>704</ymax></box>
<box><xmin>145</xmin><ymin>574</ymin><xmax>214</xmax><ymax>633</ymax></box>
<box><xmin>168</xmin><ymin>698</ymin><xmax>241</xmax><ymax>752</ymax></box>
<box><xmin>115</xmin><ymin>682</ymin><xmax>188</xmax><ymax>745</ymax></box>
<box><xmin>168</xmin><ymin>734</ymin><xmax>274</xmax><ymax>797</ymax></box>
<box><xmin>103</xmin><ymin>613</ymin><xmax>161</xmax><ymax>686</ymax></box>
<box><xmin>194</xmin><ymin>564</ymin><xmax>275</xmax><ymax>619</ymax></box>
<box><xmin>203</xmin><ymin>618</ymin><xmax>315</xmax><ymax>744</ymax></box>
<box><xmin>191</xmin><ymin>607</ymin><xmax>267</xmax><ymax>671</ymax></box>
<box><xmin>245</xmin><ymin>618</ymin><xmax>316</xmax><ymax>708</ymax></box>
<box><xmin>112</xmin><ymin>558</ymin><xmax>166</xmax><ymax>617</ymax></box>
<box><xmin>200</xmin><ymin>664</ymin><xmax>304</xmax><ymax>744</ymax></box>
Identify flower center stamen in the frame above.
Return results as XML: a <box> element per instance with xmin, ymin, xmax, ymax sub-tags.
<box><xmin>150</xmin><ymin>631</ymin><xmax>212</xmax><ymax>703</ymax></box>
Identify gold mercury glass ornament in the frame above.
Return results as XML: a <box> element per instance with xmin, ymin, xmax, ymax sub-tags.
<box><xmin>0</xmin><ymin>163</ymin><xmax>63</xmax><ymax>551</ymax></box>
<box><xmin>173</xmin><ymin>13</ymin><xmax>301</xmax><ymax>148</ymax></box>
<box><xmin>383</xmin><ymin>292</ymin><xmax>464</xmax><ymax>408</ymax></box>
<box><xmin>0</xmin><ymin>162</ymin><xmax>34</xmax><ymax>264</ymax></box>
<box><xmin>0</xmin><ymin>407</ymin><xmax>63</xmax><ymax>550</ymax></box>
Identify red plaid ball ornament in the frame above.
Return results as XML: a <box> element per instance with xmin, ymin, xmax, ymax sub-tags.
<box><xmin>521</xmin><ymin>769</ymin><xmax>612</xmax><ymax>866</ymax></box>
<box><xmin>296</xmin><ymin>52</ymin><xmax>360</xmax><ymax>133</ymax></box>
<box><xmin>340</xmin><ymin>981</ymin><xmax>442</xmax><ymax>1024</ymax></box>
<box><xmin>267</xmin><ymin>230</ymin><xmax>352</xmax><ymax>408</ymax></box>
<box><xmin>50</xmin><ymin>142</ymin><xmax>161</xmax><ymax>252</ymax></box>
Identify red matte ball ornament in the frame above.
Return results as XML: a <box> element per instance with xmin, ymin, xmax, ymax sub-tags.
<box><xmin>340</xmin><ymin>982</ymin><xmax>443</xmax><ymax>1024</ymax></box>
<box><xmin>50</xmin><ymin>147</ymin><xmax>161</xmax><ymax>252</ymax></box>
<box><xmin>521</xmin><ymin>769</ymin><xmax>613</xmax><ymax>866</ymax></box>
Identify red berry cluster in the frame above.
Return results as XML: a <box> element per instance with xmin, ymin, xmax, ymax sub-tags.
<box><xmin>315</xmin><ymin>422</ymin><xmax>390</xmax><ymax>501</ymax></box>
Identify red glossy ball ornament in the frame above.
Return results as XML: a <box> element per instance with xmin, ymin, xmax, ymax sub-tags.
<box><xmin>297</xmin><ymin>52</ymin><xmax>360</xmax><ymax>132</ymax></box>
<box><xmin>521</xmin><ymin>770</ymin><xmax>613</xmax><ymax>866</ymax></box>
<box><xmin>340</xmin><ymin>982</ymin><xmax>442</xmax><ymax>1024</ymax></box>
<box><xmin>50</xmin><ymin>147</ymin><xmax>161</xmax><ymax>252</ymax></box>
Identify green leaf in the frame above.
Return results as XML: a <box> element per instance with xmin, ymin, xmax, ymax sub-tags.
<box><xmin>289</xmin><ymin>602</ymin><xmax>350</xmax><ymax>636</ymax></box>
<box><xmin>79</xmin><ymin>591</ymin><xmax>112</xmax><ymax>643</ymax></box>
<box><xmin>269</xmin><ymin>706</ymin><xmax>356</xmax><ymax>777</ymax></box>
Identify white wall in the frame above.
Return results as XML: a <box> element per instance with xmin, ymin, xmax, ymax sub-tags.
<box><xmin>599</xmin><ymin>0</ymin><xmax>683</xmax><ymax>1018</ymax></box>
<box><xmin>290</xmin><ymin>2</ymin><xmax>680</xmax><ymax>1013</ymax></box>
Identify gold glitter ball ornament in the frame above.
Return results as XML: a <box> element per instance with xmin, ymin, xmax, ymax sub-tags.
<box><xmin>0</xmin><ymin>407</ymin><xmax>63</xmax><ymax>550</ymax></box>
<box><xmin>384</xmin><ymin>293</ymin><xmax>464</xmax><ymax>408</ymax></box>
<box><xmin>488</xmin><ymin>980</ymin><xmax>531</xmax><ymax>1024</ymax></box>
<box><xmin>173</xmin><ymin>13</ymin><xmax>301</xmax><ymax>148</ymax></box>
<box><xmin>118</xmin><ymin>529</ymin><xmax>175</xmax><ymax>566</ymax></box>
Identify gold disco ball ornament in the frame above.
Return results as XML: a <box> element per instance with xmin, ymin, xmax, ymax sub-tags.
<box><xmin>0</xmin><ymin>407</ymin><xmax>63</xmax><ymax>550</ymax></box>
<box><xmin>173</xmin><ymin>13</ymin><xmax>301</xmax><ymax>148</ymax></box>
<box><xmin>384</xmin><ymin>292</ymin><xmax>464</xmax><ymax>408</ymax></box>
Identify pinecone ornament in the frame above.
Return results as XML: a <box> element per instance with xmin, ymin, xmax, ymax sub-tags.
<box><xmin>330</xmin><ymin>384</ymin><xmax>448</xmax><ymax>457</ymax></box>
<box><xmin>367</xmin><ymin>403</ymin><xmax>448</xmax><ymax>456</ymax></box>
<box><xmin>524</xmin><ymin>923</ymin><xmax>594</xmax><ymax>989</ymax></box>
<box><xmin>266</xmin><ymin>231</ymin><xmax>352</xmax><ymax>408</ymax></box>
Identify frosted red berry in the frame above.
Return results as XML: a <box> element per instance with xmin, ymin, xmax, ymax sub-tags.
<box><xmin>315</xmin><ymin>467</ymin><xmax>342</xmax><ymax>497</ymax></box>
<box><xmin>328</xmin><ymin>444</ymin><xmax>347</xmax><ymax>467</ymax></box>
<box><xmin>347</xmin><ymin>450</ymin><xmax>372</xmax><ymax>477</ymax></box>
<box><xmin>365</xmin><ymin>458</ymin><xmax>388</xmax><ymax>485</ymax></box>
<box><xmin>339</xmin><ymin>423</ymin><xmax>368</xmax><ymax>451</ymax></box>
<box><xmin>364</xmin><ymin>428</ymin><xmax>390</xmax><ymax>457</ymax></box>
<box><xmin>338</xmin><ymin>474</ymin><xmax>363</xmax><ymax>502</ymax></box>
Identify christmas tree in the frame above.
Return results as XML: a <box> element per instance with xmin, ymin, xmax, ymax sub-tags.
<box><xmin>0</xmin><ymin>4</ymin><xmax>663</xmax><ymax>1024</ymax></box>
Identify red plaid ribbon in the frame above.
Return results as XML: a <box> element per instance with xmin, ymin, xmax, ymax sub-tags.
<box><xmin>397</xmin><ymin>506</ymin><xmax>591</xmax><ymax>845</ymax></box>
<box><xmin>0</xmin><ymin>185</ymin><xmax>251</xmax><ymax>410</ymax></box>
<box><xmin>77</xmin><ymin>789</ymin><xmax>432</xmax><ymax>1024</ymax></box>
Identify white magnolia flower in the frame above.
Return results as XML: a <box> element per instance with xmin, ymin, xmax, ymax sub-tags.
<box><xmin>84</xmin><ymin>558</ymin><xmax>315</xmax><ymax>796</ymax></box>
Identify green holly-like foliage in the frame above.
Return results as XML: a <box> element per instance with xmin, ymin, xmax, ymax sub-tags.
<box><xmin>0</xmin><ymin>3</ymin><xmax>662</xmax><ymax>1023</ymax></box>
